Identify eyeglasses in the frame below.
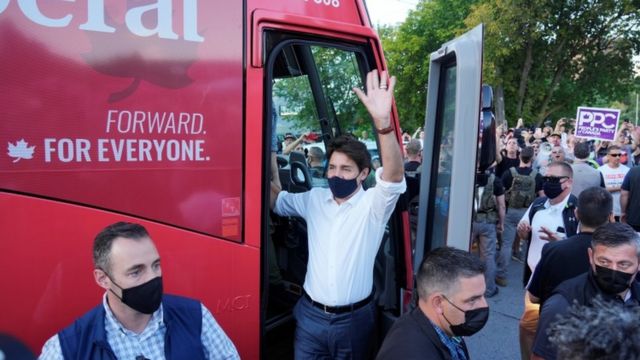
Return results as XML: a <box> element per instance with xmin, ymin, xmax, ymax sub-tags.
<box><xmin>542</xmin><ymin>176</ymin><xmax>569</xmax><ymax>183</ymax></box>
<box><xmin>609</xmin><ymin>153</ymin><xmax>622</xmax><ymax>157</ymax></box>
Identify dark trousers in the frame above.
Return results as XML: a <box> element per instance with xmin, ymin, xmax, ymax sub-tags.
<box><xmin>293</xmin><ymin>295</ymin><xmax>376</xmax><ymax>359</ymax></box>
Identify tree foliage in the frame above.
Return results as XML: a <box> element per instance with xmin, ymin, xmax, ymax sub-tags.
<box><xmin>380</xmin><ymin>0</ymin><xmax>478</xmax><ymax>133</ymax></box>
<box><xmin>465</xmin><ymin>0</ymin><xmax>640</xmax><ymax>126</ymax></box>
<box><xmin>381</xmin><ymin>0</ymin><xmax>640</xmax><ymax>129</ymax></box>
<box><xmin>273</xmin><ymin>45</ymin><xmax>370</xmax><ymax>134</ymax></box>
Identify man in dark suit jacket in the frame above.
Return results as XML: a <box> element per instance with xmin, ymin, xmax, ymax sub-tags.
<box><xmin>377</xmin><ymin>247</ymin><xmax>489</xmax><ymax>360</ymax></box>
<box><xmin>528</xmin><ymin>186</ymin><xmax>614</xmax><ymax>306</ymax></box>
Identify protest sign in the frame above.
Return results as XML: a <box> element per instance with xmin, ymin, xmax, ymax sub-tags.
<box><xmin>575</xmin><ymin>107</ymin><xmax>620</xmax><ymax>141</ymax></box>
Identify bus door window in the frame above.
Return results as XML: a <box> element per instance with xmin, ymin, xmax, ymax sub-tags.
<box><xmin>429</xmin><ymin>63</ymin><xmax>457</xmax><ymax>250</ymax></box>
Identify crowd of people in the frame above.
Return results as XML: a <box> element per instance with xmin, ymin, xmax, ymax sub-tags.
<box><xmin>487</xmin><ymin>117</ymin><xmax>640</xmax><ymax>360</ymax></box>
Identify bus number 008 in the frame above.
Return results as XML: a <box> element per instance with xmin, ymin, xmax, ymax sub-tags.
<box><xmin>305</xmin><ymin>0</ymin><xmax>340</xmax><ymax>8</ymax></box>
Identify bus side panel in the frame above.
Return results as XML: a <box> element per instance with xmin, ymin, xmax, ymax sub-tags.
<box><xmin>0</xmin><ymin>192</ymin><xmax>259</xmax><ymax>358</ymax></box>
<box><xmin>0</xmin><ymin>1</ymin><xmax>244</xmax><ymax>240</ymax></box>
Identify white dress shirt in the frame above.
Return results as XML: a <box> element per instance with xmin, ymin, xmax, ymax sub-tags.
<box><xmin>520</xmin><ymin>194</ymin><xmax>571</xmax><ymax>274</ymax></box>
<box><xmin>275</xmin><ymin>167</ymin><xmax>406</xmax><ymax>306</ymax></box>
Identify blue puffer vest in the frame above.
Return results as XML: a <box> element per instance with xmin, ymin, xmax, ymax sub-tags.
<box><xmin>58</xmin><ymin>294</ymin><xmax>205</xmax><ymax>360</ymax></box>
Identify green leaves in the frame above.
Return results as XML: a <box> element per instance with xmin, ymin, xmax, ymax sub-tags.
<box><xmin>382</xmin><ymin>0</ymin><xmax>640</xmax><ymax>129</ymax></box>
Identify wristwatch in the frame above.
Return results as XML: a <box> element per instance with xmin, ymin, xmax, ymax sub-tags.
<box><xmin>376</xmin><ymin>125</ymin><xmax>395</xmax><ymax>135</ymax></box>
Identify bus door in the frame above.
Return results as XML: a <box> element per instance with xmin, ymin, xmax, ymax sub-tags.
<box><xmin>414</xmin><ymin>24</ymin><xmax>484</xmax><ymax>270</ymax></box>
<box><xmin>251</xmin><ymin>17</ymin><xmax>412</xmax><ymax>357</ymax></box>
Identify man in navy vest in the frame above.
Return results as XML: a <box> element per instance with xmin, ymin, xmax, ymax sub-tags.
<box><xmin>39</xmin><ymin>222</ymin><xmax>239</xmax><ymax>360</ymax></box>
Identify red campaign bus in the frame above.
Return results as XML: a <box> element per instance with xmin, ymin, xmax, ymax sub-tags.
<box><xmin>0</xmin><ymin>0</ymin><xmax>486</xmax><ymax>357</ymax></box>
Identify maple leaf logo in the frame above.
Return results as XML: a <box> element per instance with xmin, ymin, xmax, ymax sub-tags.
<box><xmin>7</xmin><ymin>139</ymin><xmax>36</xmax><ymax>163</ymax></box>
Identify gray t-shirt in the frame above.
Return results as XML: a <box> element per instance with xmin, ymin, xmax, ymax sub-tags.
<box><xmin>570</xmin><ymin>162</ymin><xmax>603</xmax><ymax>197</ymax></box>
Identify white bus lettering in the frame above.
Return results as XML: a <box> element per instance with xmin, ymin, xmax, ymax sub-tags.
<box><xmin>4</xmin><ymin>0</ymin><xmax>203</xmax><ymax>42</ymax></box>
<box><xmin>110</xmin><ymin>139</ymin><xmax>124</xmax><ymax>161</ymax></box>
<box><xmin>139</xmin><ymin>139</ymin><xmax>152</xmax><ymax>161</ymax></box>
<box><xmin>148</xmin><ymin>112</ymin><xmax>166</xmax><ymax>133</ymax></box>
<box><xmin>79</xmin><ymin>0</ymin><xmax>115</xmax><ymax>33</ymax></box>
<box><xmin>18</xmin><ymin>0</ymin><xmax>71</xmax><ymax>27</ymax></box>
<box><xmin>125</xmin><ymin>0</ymin><xmax>179</xmax><ymax>40</ymax></box>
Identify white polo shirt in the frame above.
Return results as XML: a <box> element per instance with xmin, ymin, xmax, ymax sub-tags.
<box><xmin>520</xmin><ymin>194</ymin><xmax>571</xmax><ymax>274</ymax></box>
<box><xmin>275</xmin><ymin>167</ymin><xmax>406</xmax><ymax>306</ymax></box>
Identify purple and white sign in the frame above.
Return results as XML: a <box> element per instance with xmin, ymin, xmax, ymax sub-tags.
<box><xmin>575</xmin><ymin>106</ymin><xmax>620</xmax><ymax>141</ymax></box>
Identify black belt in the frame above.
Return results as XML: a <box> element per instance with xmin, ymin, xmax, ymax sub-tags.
<box><xmin>303</xmin><ymin>291</ymin><xmax>374</xmax><ymax>314</ymax></box>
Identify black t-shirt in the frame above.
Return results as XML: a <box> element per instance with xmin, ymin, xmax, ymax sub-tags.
<box><xmin>527</xmin><ymin>232</ymin><xmax>593</xmax><ymax>305</ymax></box>
<box><xmin>477</xmin><ymin>173</ymin><xmax>505</xmax><ymax>197</ymax></box>
<box><xmin>496</xmin><ymin>152</ymin><xmax>520</xmax><ymax>178</ymax></box>
<box><xmin>501</xmin><ymin>166</ymin><xmax>543</xmax><ymax>193</ymax></box>
<box><xmin>622</xmin><ymin>166</ymin><xmax>640</xmax><ymax>226</ymax></box>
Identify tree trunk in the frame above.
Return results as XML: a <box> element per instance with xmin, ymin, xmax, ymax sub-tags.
<box><xmin>516</xmin><ymin>39</ymin><xmax>534</xmax><ymax>118</ymax></box>
<box><xmin>535</xmin><ymin>37</ymin><xmax>570</xmax><ymax>125</ymax></box>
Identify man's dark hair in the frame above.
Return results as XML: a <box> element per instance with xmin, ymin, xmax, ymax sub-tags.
<box><xmin>93</xmin><ymin>222</ymin><xmax>150</xmax><ymax>273</ymax></box>
<box><xmin>417</xmin><ymin>247</ymin><xmax>485</xmax><ymax>299</ymax></box>
<box><xmin>591</xmin><ymin>223</ymin><xmax>640</xmax><ymax>257</ymax></box>
<box><xmin>326</xmin><ymin>135</ymin><xmax>371</xmax><ymax>173</ymax></box>
<box><xmin>548</xmin><ymin>161</ymin><xmax>573</xmax><ymax>178</ymax></box>
<box><xmin>577</xmin><ymin>187</ymin><xmax>612</xmax><ymax>228</ymax></box>
<box><xmin>550</xmin><ymin>297</ymin><xmax>640</xmax><ymax>360</ymax></box>
<box><xmin>520</xmin><ymin>146</ymin><xmax>534</xmax><ymax>163</ymax></box>
<box><xmin>573</xmin><ymin>142</ymin><xmax>590</xmax><ymax>160</ymax></box>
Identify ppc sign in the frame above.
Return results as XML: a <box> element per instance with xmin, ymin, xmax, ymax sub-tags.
<box><xmin>575</xmin><ymin>107</ymin><xmax>620</xmax><ymax>141</ymax></box>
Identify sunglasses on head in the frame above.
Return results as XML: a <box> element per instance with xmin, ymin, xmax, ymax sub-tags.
<box><xmin>542</xmin><ymin>176</ymin><xmax>569</xmax><ymax>183</ymax></box>
<box><xmin>609</xmin><ymin>153</ymin><xmax>622</xmax><ymax>157</ymax></box>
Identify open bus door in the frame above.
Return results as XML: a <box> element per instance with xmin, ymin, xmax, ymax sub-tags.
<box><xmin>255</xmin><ymin>17</ymin><xmax>413</xmax><ymax>357</ymax></box>
<box><xmin>414</xmin><ymin>24</ymin><xmax>485</xmax><ymax>270</ymax></box>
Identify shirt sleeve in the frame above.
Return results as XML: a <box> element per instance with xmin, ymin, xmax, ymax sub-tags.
<box><xmin>274</xmin><ymin>190</ymin><xmax>311</xmax><ymax>218</ymax></box>
<box><xmin>535</xmin><ymin>173</ymin><xmax>543</xmax><ymax>193</ymax></box>
<box><xmin>622</xmin><ymin>170</ymin><xmax>632</xmax><ymax>191</ymax></box>
<box><xmin>201</xmin><ymin>304</ymin><xmax>240</xmax><ymax>360</ymax></box>
<box><xmin>38</xmin><ymin>334</ymin><xmax>62</xmax><ymax>360</ymax></box>
<box><xmin>532</xmin><ymin>294</ymin><xmax>570</xmax><ymax>360</ymax></box>
<box><xmin>368</xmin><ymin>167</ymin><xmax>407</xmax><ymax>222</ymax></box>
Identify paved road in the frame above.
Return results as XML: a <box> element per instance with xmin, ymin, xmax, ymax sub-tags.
<box><xmin>466</xmin><ymin>259</ymin><xmax>526</xmax><ymax>360</ymax></box>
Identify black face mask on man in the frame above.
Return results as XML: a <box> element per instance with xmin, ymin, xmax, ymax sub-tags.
<box><xmin>109</xmin><ymin>276</ymin><xmax>163</xmax><ymax>314</ymax></box>
<box><xmin>593</xmin><ymin>265</ymin><xmax>634</xmax><ymax>295</ymax></box>
<box><xmin>328</xmin><ymin>176</ymin><xmax>359</xmax><ymax>199</ymax></box>
<box><xmin>542</xmin><ymin>180</ymin><xmax>564</xmax><ymax>199</ymax></box>
<box><xmin>442</xmin><ymin>295</ymin><xmax>489</xmax><ymax>337</ymax></box>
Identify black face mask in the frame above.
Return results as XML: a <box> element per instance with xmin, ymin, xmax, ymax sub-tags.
<box><xmin>593</xmin><ymin>265</ymin><xmax>634</xmax><ymax>295</ymax></box>
<box><xmin>543</xmin><ymin>181</ymin><xmax>564</xmax><ymax>199</ymax></box>
<box><xmin>442</xmin><ymin>295</ymin><xmax>489</xmax><ymax>337</ymax></box>
<box><xmin>328</xmin><ymin>176</ymin><xmax>359</xmax><ymax>199</ymax></box>
<box><xmin>110</xmin><ymin>276</ymin><xmax>163</xmax><ymax>314</ymax></box>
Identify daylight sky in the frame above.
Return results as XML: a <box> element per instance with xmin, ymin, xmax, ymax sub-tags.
<box><xmin>366</xmin><ymin>0</ymin><xmax>419</xmax><ymax>26</ymax></box>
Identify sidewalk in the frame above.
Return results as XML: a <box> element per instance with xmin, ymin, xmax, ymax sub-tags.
<box><xmin>466</xmin><ymin>259</ymin><xmax>526</xmax><ymax>359</ymax></box>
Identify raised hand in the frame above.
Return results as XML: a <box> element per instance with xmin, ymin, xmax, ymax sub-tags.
<box><xmin>353</xmin><ymin>69</ymin><xmax>396</xmax><ymax>131</ymax></box>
